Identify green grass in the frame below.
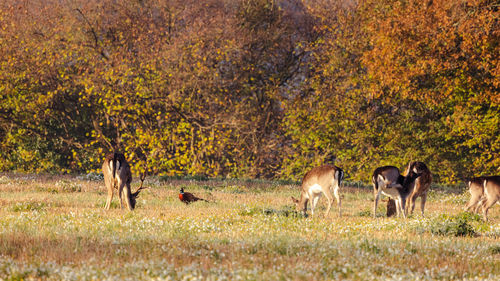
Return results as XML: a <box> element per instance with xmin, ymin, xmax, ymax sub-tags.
<box><xmin>0</xmin><ymin>173</ymin><xmax>499</xmax><ymax>280</ymax></box>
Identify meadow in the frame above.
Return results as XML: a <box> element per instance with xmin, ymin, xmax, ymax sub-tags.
<box><xmin>0</xmin><ymin>173</ymin><xmax>499</xmax><ymax>280</ymax></box>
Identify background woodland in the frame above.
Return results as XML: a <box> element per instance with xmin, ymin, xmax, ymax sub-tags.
<box><xmin>0</xmin><ymin>0</ymin><xmax>498</xmax><ymax>183</ymax></box>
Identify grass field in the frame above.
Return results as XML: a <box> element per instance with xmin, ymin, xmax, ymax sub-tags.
<box><xmin>0</xmin><ymin>173</ymin><xmax>499</xmax><ymax>280</ymax></box>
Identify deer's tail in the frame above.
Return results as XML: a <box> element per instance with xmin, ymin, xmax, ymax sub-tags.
<box><xmin>112</xmin><ymin>152</ymin><xmax>119</xmax><ymax>179</ymax></box>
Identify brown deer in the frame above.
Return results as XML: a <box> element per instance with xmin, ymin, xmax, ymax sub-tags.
<box><xmin>481</xmin><ymin>176</ymin><xmax>500</xmax><ymax>221</ymax></box>
<box><xmin>465</xmin><ymin>177</ymin><xmax>485</xmax><ymax>214</ymax></box>
<box><xmin>291</xmin><ymin>165</ymin><xmax>344</xmax><ymax>218</ymax></box>
<box><xmin>372</xmin><ymin>166</ymin><xmax>421</xmax><ymax>218</ymax></box>
<box><xmin>404</xmin><ymin>161</ymin><xmax>432</xmax><ymax>216</ymax></box>
<box><xmin>386</xmin><ymin>199</ymin><xmax>397</xmax><ymax>217</ymax></box>
<box><xmin>466</xmin><ymin>176</ymin><xmax>500</xmax><ymax>221</ymax></box>
<box><xmin>102</xmin><ymin>152</ymin><xmax>146</xmax><ymax>211</ymax></box>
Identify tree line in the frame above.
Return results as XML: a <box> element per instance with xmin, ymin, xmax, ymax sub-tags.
<box><xmin>0</xmin><ymin>0</ymin><xmax>498</xmax><ymax>183</ymax></box>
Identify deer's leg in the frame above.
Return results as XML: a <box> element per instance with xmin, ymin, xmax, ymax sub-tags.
<box><xmin>303</xmin><ymin>198</ymin><xmax>309</xmax><ymax>217</ymax></box>
<box><xmin>323</xmin><ymin>190</ymin><xmax>333</xmax><ymax>218</ymax></box>
<box><xmin>118</xmin><ymin>181</ymin><xmax>125</xmax><ymax>209</ymax></box>
<box><xmin>123</xmin><ymin>182</ymin><xmax>133</xmax><ymax>211</ymax></box>
<box><xmin>405</xmin><ymin>195</ymin><xmax>412</xmax><ymax>214</ymax></box>
<box><xmin>394</xmin><ymin>198</ymin><xmax>406</xmax><ymax>218</ymax></box>
<box><xmin>466</xmin><ymin>194</ymin><xmax>481</xmax><ymax>213</ymax></box>
<box><xmin>400</xmin><ymin>197</ymin><xmax>407</xmax><ymax>218</ymax></box>
<box><xmin>333</xmin><ymin>186</ymin><xmax>341</xmax><ymax>217</ymax></box>
<box><xmin>482</xmin><ymin>197</ymin><xmax>498</xmax><ymax>221</ymax></box>
<box><xmin>408</xmin><ymin>194</ymin><xmax>417</xmax><ymax>215</ymax></box>
<box><xmin>474</xmin><ymin>197</ymin><xmax>486</xmax><ymax>213</ymax></box>
<box><xmin>420</xmin><ymin>193</ymin><xmax>428</xmax><ymax>217</ymax></box>
<box><xmin>395</xmin><ymin>198</ymin><xmax>401</xmax><ymax>217</ymax></box>
<box><xmin>310</xmin><ymin>193</ymin><xmax>320</xmax><ymax>217</ymax></box>
<box><xmin>105</xmin><ymin>179</ymin><xmax>114</xmax><ymax>210</ymax></box>
<box><xmin>373</xmin><ymin>191</ymin><xmax>381</xmax><ymax>218</ymax></box>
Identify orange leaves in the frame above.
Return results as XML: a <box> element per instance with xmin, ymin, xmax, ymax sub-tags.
<box><xmin>0</xmin><ymin>0</ymin><xmax>497</xmax><ymax>182</ymax></box>
<box><xmin>360</xmin><ymin>0</ymin><xmax>499</xmax><ymax>106</ymax></box>
<box><xmin>279</xmin><ymin>0</ymin><xmax>500</xmax><ymax>183</ymax></box>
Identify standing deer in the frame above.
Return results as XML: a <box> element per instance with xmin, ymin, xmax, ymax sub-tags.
<box><xmin>372</xmin><ymin>166</ymin><xmax>421</xmax><ymax>218</ymax></box>
<box><xmin>404</xmin><ymin>161</ymin><xmax>432</xmax><ymax>216</ymax></box>
<box><xmin>465</xmin><ymin>177</ymin><xmax>485</xmax><ymax>214</ymax></box>
<box><xmin>102</xmin><ymin>152</ymin><xmax>146</xmax><ymax>211</ymax></box>
<box><xmin>291</xmin><ymin>165</ymin><xmax>344</xmax><ymax>218</ymax></box>
<box><xmin>466</xmin><ymin>176</ymin><xmax>500</xmax><ymax>221</ymax></box>
<box><xmin>481</xmin><ymin>176</ymin><xmax>500</xmax><ymax>221</ymax></box>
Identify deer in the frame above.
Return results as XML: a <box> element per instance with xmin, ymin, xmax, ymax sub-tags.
<box><xmin>466</xmin><ymin>176</ymin><xmax>500</xmax><ymax>221</ymax></box>
<box><xmin>404</xmin><ymin>161</ymin><xmax>432</xmax><ymax>216</ymax></box>
<box><xmin>291</xmin><ymin>164</ymin><xmax>344</xmax><ymax>218</ymax></box>
<box><xmin>480</xmin><ymin>176</ymin><xmax>500</xmax><ymax>221</ymax></box>
<box><xmin>102</xmin><ymin>152</ymin><xmax>147</xmax><ymax>211</ymax></box>
<box><xmin>372</xmin><ymin>166</ymin><xmax>422</xmax><ymax>218</ymax></box>
<box><xmin>465</xmin><ymin>177</ymin><xmax>485</xmax><ymax>214</ymax></box>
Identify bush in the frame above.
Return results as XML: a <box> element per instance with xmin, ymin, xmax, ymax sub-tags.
<box><xmin>429</xmin><ymin>212</ymin><xmax>479</xmax><ymax>237</ymax></box>
<box><xmin>10</xmin><ymin>201</ymin><xmax>46</xmax><ymax>212</ymax></box>
<box><xmin>488</xmin><ymin>245</ymin><xmax>500</xmax><ymax>255</ymax></box>
<box><xmin>356</xmin><ymin>209</ymin><xmax>372</xmax><ymax>217</ymax></box>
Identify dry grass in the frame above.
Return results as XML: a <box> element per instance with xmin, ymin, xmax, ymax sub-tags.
<box><xmin>0</xmin><ymin>173</ymin><xmax>499</xmax><ymax>280</ymax></box>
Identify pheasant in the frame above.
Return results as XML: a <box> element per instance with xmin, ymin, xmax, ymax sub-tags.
<box><xmin>178</xmin><ymin>188</ymin><xmax>208</xmax><ymax>204</ymax></box>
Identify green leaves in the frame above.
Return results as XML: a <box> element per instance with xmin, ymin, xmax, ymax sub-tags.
<box><xmin>0</xmin><ymin>0</ymin><xmax>497</xmax><ymax>183</ymax></box>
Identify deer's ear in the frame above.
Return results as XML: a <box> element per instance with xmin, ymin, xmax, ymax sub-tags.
<box><xmin>291</xmin><ymin>196</ymin><xmax>299</xmax><ymax>204</ymax></box>
<box><xmin>377</xmin><ymin>174</ymin><xmax>385</xmax><ymax>182</ymax></box>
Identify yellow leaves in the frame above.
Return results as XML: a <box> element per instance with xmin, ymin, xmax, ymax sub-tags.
<box><xmin>0</xmin><ymin>0</ymin><xmax>494</xmax><ymax>181</ymax></box>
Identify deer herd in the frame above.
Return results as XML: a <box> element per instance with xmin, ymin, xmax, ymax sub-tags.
<box><xmin>102</xmin><ymin>152</ymin><xmax>499</xmax><ymax>221</ymax></box>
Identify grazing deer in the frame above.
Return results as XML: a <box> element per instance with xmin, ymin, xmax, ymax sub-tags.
<box><xmin>179</xmin><ymin>188</ymin><xmax>208</xmax><ymax>204</ymax></box>
<box><xmin>291</xmin><ymin>165</ymin><xmax>344</xmax><ymax>218</ymax></box>
<box><xmin>102</xmin><ymin>152</ymin><xmax>146</xmax><ymax>211</ymax></box>
<box><xmin>404</xmin><ymin>161</ymin><xmax>432</xmax><ymax>216</ymax></box>
<box><xmin>465</xmin><ymin>177</ymin><xmax>485</xmax><ymax>214</ymax></box>
<box><xmin>466</xmin><ymin>176</ymin><xmax>500</xmax><ymax>221</ymax></box>
<box><xmin>386</xmin><ymin>199</ymin><xmax>397</xmax><ymax>217</ymax></box>
<box><xmin>372</xmin><ymin>166</ymin><xmax>421</xmax><ymax>218</ymax></box>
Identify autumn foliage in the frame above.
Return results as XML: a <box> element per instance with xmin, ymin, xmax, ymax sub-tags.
<box><xmin>0</xmin><ymin>0</ymin><xmax>498</xmax><ymax>183</ymax></box>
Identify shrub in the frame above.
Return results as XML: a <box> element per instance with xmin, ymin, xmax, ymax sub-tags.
<box><xmin>10</xmin><ymin>201</ymin><xmax>46</xmax><ymax>212</ymax></box>
<box><xmin>429</xmin><ymin>212</ymin><xmax>478</xmax><ymax>237</ymax></box>
<box><xmin>488</xmin><ymin>245</ymin><xmax>500</xmax><ymax>255</ymax></box>
<box><xmin>356</xmin><ymin>209</ymin><xmax>372</xmax><ymax>217</ymax></box>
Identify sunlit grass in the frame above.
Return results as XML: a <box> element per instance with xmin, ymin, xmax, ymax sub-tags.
<box><xmin>0</xmin><ymin>173</ymin><xmax>499</xmax><ymax>280</ymax></box>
